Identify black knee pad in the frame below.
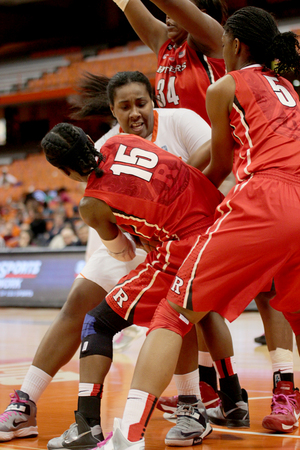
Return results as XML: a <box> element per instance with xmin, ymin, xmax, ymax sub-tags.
<box><xmin>80</xmin><ymin>299</ymin><xmax>130</xmax><ymax>360</ymax></box>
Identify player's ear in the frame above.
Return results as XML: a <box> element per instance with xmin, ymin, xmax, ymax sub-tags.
<box><xmin>110</xmin><ymin>104</ymin><xmax>116</xmax><ymax>118</ymax></box>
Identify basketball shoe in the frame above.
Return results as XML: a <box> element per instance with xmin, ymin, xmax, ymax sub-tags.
<box><xmin>0</xmin><ymin>390</ymin><xmax>37</xmax><ymax>442</ymax></box>
<box><xmin>262</xmin><ymin>381</ymin><xmax>300</xmax><ymax>432</ymax></box>
<box><xmin>47</xmin><ymin>411</ymin><xmax>104</xmax><ymax>450</ymax></box>
<box><xmin>165</xmin><ymin>395</ymin><xmax>212</xmax><ymax>446</ymax></box>
<box><xmin>156</xmin><ymin>381</ymin><xmax>220</xmax><ymax>420</ymax></box>
<box><xmin>93</xmin><ymin>418</ymin><xmax>145</xmax><ymax>450</ymax></box>
<box><xmin>206</xmin><ymin>388</ymin><xmax>250</xmax><ymax>428</ymax></box>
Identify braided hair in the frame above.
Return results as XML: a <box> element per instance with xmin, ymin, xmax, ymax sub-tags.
<box><xmin>224</xmin><ymin>6</ymin><xmax>300</xmax><ymax>75</ymax></box>
<box><xmin>70</xmin><ymin>71</ymin><xmax>154</xmax><ymax>120</ymax></box>
<box><xmin>41</xmin><ymin>123</ymin><xmax>104</xmax><ymax>178</ymax></box>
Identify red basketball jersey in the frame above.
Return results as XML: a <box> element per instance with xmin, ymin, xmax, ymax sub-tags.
<box><xmin>84</xmin><ymin>134</ymin><xmax>223</xmax><ymax>242</ymax></box>
<box><xmin>155</xmin><ymin>39</ymin><xmax>225</xmax><ymax>124</ymax></box>
<box><xmin>229</xmin><ymin>65</ymin><xmax>300</xmax><ymax>181</ymax></box>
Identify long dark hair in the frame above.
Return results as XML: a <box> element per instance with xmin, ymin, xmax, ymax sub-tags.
<box><xmin>41</xmin><ymin>122</ymin><xmax>103</xmax><ymax>178</ymax></box>
<box><xmin>70</xmin><ymin>71</ymin><xmax>154</xmax><ymax>120</ymax></box>
<box><xmin>224</xmin><ymin>6</ymin><xmax>300</xmax><ymax>75</ymax></box>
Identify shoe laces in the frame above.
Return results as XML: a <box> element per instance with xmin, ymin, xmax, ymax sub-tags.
<box><xmin>63</xmin><ymin>422</ymin><xmax>77</xmax><ymax>439</ymax></box>
<box><xmin>176</xmin><ymin>404</ymin><xmax>203</xmax><ymax>431</ymax></box>
<box><xmin>96</xmin><ymin>431</ymin><xmax>113</xmax><ymax>447</ymax></box>
<box><xmin>0</xmin><ymin>391</ymin><xmax>28</xmax><ymax>423</ymax></box>
<box><xmin>272</xmin><ymin>392</ymin><xmax>297</xmax><ymax>415</ymax></box>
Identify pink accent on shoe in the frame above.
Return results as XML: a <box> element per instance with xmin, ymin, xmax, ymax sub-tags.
<box><xmin>9</xmin><ymin>391</ymin><xmax>28</xmax><ymax>406</ymax></box>
<box><xmin>114</xmin><ymin>332</ymin><xmax>125</xmax><ymax>345</ymax></box>
<box><xmin>96</xmin><ymin>431</ymin><xmax>113</xmax><ymax>447</ymax></box>
<box><xmin>262</xmin><ymin>381</ymin><xmax>300</xmax><ymax>432</ymax></box>
<box><xmin>0</xmin><ymin>391</ymin><xmax>29</xmax><ymax>423</ymax></box>
<box><xmin>0</xmin><ymin>411</ymin><xmax>18</xmax><ymax>423</ymax></box>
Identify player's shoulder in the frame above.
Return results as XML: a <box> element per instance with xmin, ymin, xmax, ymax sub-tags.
<box><xmin>155</xmin><ymin>107</ymin><xmax>200</xmax><ymax>119</ymax></box>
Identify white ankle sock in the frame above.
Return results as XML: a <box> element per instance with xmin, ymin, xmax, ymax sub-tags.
<box><xmin>121</xmin><ymin>389</ymin><xmax>156</xmax><ymax>441</ymax></box>
<box><xmin>174</xmin><ymin>369</ymin><xmax>200</xmax><ymax>398</ymax></box>
<box><xmin>270</xmin><ymin>348</ymin><xmax>293</xmax><ymax>373</ymax></box>
<box><xmin>198</xmin><ymin>351</ymin><xmax>214</xmax><ymax>367</ymax></box>
<box><xmin>21</xmin><ymin>365</ymin><xmax>53</xmax><ymax>404</ymax></box>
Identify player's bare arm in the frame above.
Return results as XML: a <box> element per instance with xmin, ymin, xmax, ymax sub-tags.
<box><xmin>79</xmin><ymin>196</ymin><xmax>136</xmax><ymax>261</ymax></box>
<box><xmin>79</xmin><ymin>196</ymin><xmax>118</xmax><ymax>240</ymax></box>
<box><xmin>115</xmin><ymin>0</ymin><xmax>168</xmax><ymax>55</ymax></box>
<box><xmin>187</xmin><ymin>139</ymin><xmax>211</xmax><ymax>172</ymax></box>
<box><xmin>149</xmin><ymin>0</ymin><xmax>223</xmax><ymax>57</ymax></box>
<box><xmin>203</xmin><ymin>75</ymin><xmax>235</xmax><ymax>187</ymax></box>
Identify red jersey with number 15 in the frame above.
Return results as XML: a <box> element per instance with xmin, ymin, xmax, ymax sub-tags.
<box><xmin>84</xmin><ymin>134</ymin><xmax>223</xmax><ymax>243</ymax></box>
<box><xmin>155</xmin><ymin>39</ymin><xmax>225</xmax><ymax>124</ymax></box>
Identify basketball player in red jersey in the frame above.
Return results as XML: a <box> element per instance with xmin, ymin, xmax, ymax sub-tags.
<box><xmin>93</xmin><ymin>7</ymin><xmax>300</xmax><ymax>449</ymax></box>
<box><xmin>109</xmin><ymin>0</ymin><xmax>296</xmax><ymax>430</ymax></box>
<box><xmin>110</xmin><ymin>0</ymin><xmax>226</xmax><ymax>124</ymax></box>
<box><xmin>41</xmin><ymin>123</ymin><xmax>224</xmax><ymax>448</ymax></box>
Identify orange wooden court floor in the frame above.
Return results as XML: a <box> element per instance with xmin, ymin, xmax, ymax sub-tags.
<box><xmin>0</xmin><ymin>308</ymin><xmax>300</xmax><ymax>450</ymax></box>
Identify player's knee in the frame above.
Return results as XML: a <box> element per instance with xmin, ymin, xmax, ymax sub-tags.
<box><xmin>80</xmin><ymin>332</ymin><xmax>114</xmax><ymax>359</ymax></box>
<box><xmin>80</xmin><ymin>313</ymin><xmax>115</xmax><ymax>359</ymax></box>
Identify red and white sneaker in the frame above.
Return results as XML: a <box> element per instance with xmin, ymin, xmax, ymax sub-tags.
<box><xmin>200</xmin><ymin>382</ymin><xmax>220</xmax><ymax>409</ymax></box>
<box><xmin>262</xmin><ymin>381</ymin><xmax>300</xmax><ymax>432</ymax></box>
<box><xmin>156</xmin><ymin>381</ymin><xmax>220</xmax><ymax>420</ymax></box>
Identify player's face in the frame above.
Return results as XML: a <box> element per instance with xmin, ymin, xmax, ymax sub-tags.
<box><xmin>111</xmin><ymin>83</ymin><xmax>154</xmax><ymax>139</ymax></box>
<box><xmin>222</xmin><ymin>31</ymin><xmax>238</xmax><ymax>72</ymax></box>
<box><xmin>166</xmin><ymin>15</ymin><xmax>188</xmax><ymax>46</ymax></box>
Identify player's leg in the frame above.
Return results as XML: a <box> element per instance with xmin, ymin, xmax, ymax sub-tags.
<box><xmin>261</xmin><ymin>250</ymin><xmax>300</xmax><ymax>434</ymax></box>
<box><xmin>255</xmin><ymin>291</ymin><xmax>297</xmax><ymax>432</ymax></box>
<box><xmin>0</xmin><ymin>278</ymin><xmax>107</xmax><ymax>443</ymax></box>
<box><xmin>197</xmin><ymin>326</ymin><xmax>218</xmax><ymax>394</ymax></box>
<box><xmin>0</xmin><ymin>246</ymin><xmax>146</xmax><ymax>443</ymax></box>
<box><xmin>198</xmin><ymin>312</ymin><xmax>249</xmax><ymax>428</ymax></box>
<box><xmin>47</xmin><ymin>299</ymin><xmax>132</xmax><ymax>450</ymax></box>
<box><xmin>164</xmin><ymin>325</ymin><xmax>213</xmax><ymax>446</ymax></box>
<box><xmin>46</xmin><ymin>247</ymin><xmax>185</xmax><ymax>449</ymax></box>
<box><xmin>100</xmin><ymin>300</ymin><xmax>207</xmax><ymax>450</ymax></box>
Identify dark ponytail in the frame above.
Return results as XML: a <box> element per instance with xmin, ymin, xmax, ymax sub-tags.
<box><xmin>70</xmin><ymin>72</ymin><xmax>113</xmax><ymax>120</ymax></box>
<box><xmin>70</xmin><ymin>70</ymin><xmax>154</xmax><ymax>120</ymax></box>
<box><xmin>224</xmin><ymin>6</ymin><xmax>300</xmax><ymax>75</ymax></box>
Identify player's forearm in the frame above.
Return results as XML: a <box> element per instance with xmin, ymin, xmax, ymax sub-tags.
<box><xmin>112</xmin><ymin>0</ymin><xmax>167</xmax><ymax>55</ymax></box>
<box><xmin>101</xmin><ymin>229</ymin><xmax>136</xmax><ymax>261</ymax></box>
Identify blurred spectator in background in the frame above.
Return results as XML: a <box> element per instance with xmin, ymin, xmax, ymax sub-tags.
<box><xmin>18</xmin><ymin>229</ymin><xmax>34</xmax><ymax>248</ymax></box>
<box><xmin>0</xmin><ymin>235</ymin><xmax>5</xmax><ymax>248</ymax></box>
<box><xmin>76</xmin><ymin>222</ymin><xmax>89</xmax><ymax>246</ymax></box>
<box><xmin>47</xmin><ymin>209</ymin><xmax>67</xmax><ymax>243</ymax></box>
<box><xmin>49</xmin><ymin>224</ymin><xmax>80</xmax><ymax>249</ymax></box>
<box><xmin>0</xmin><ymin>166</ymin><xmax>20</xmax><ymax>188</ymax></box>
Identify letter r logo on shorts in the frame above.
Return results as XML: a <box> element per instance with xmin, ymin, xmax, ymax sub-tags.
<box><xmin>113</xmin><ymin>288</ymin><xmax>128</xmax><ymax>307</ymax></box>
<box><xmin>171</xmin><ymin>276</ymin><xmax>184</xmax><ymax>295</ymax></box>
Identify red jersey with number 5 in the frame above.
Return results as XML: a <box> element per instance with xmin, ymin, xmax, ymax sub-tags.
<box><xmin>155</xmin><ymin>39</ymin><xmax>225</xmax><ymax>124</ymax></box>
<box><xmin>84</xmin><ymin>134</ymin><xmax>223</xmax><ymax>243</ymax></box>
<box><xmin>229</xmin><ymin>65</ymin><xmax>300</xmax><ymax>181</ymax></box>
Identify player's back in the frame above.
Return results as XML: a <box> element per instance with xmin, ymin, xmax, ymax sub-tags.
<box><xmin>230</xmin><ymin>65</ymin><xmax>300</xmax><ymax>179</ymax></box>
<box><xmin>85</xmin><ymin>134</ymin><xmax>223</xmax><ymax>242</ymax></box>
